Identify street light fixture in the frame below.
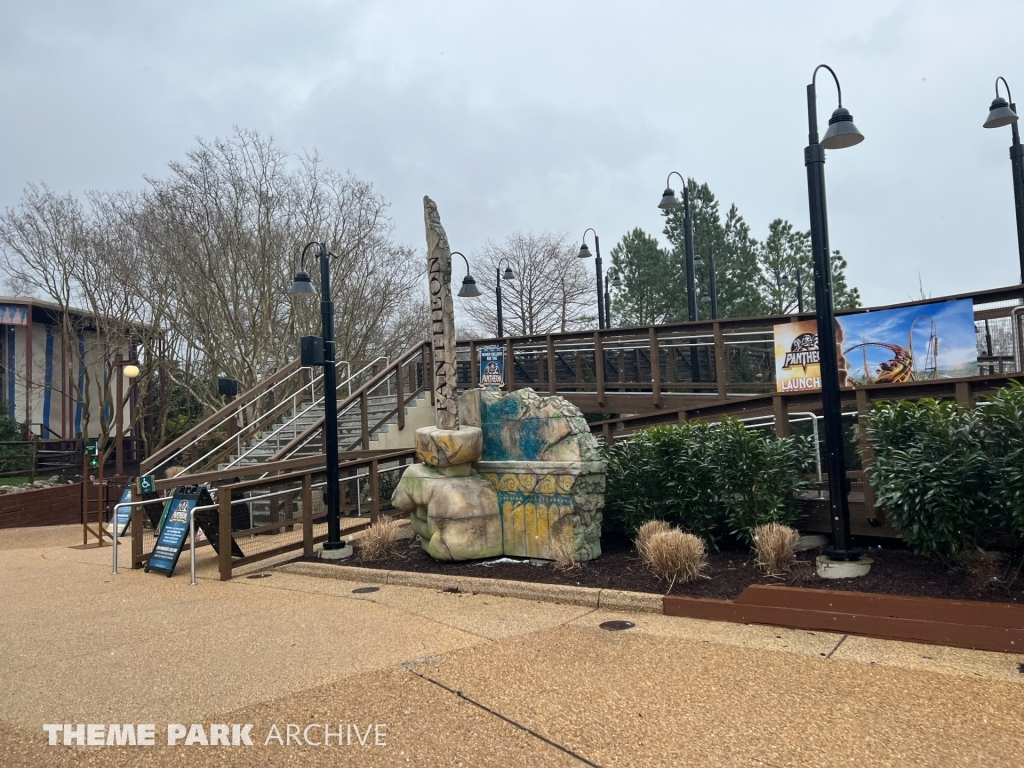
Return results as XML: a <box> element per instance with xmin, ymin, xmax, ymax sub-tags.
<box><xmin>693</xmin><ymin>248</ymin><xmax>718</xmax><ymax>320</ymax></box>
<box><xmin>657</xmin><ymin>171</ymin><xmax>698</xmax><ymax>323</ymax></box>
<box><xmin>291</xmin><ymin>241</ymin><xmax>347</xmax><ymax>557</ymax></box>
<box><xmin>495</xmin><ymin>257</ymin><xmax>516</xmax><ymax>337</ymax></box>
<box><xmin>983</xmin><ymin>76</ymin><xmax>1024</xmax><ymax>283</ymax></box>
<box><xmin>604</xmin><ymin>271</ymin><xmax>622</xmax><ymax>329</ymax></box>
<box><xmin>805</xmin><ymin>64</ymin><xmax>864</xmax><ymax>563</ymax></box>
<box><xmin>578</xmin><ymin>229</ymin><xmax>606</xmax><ymax>329</ymax></box>
<box><xmin>451</xmin><ymin>252</ymin><xmax>482</xmax><ymax>298</ymax></box>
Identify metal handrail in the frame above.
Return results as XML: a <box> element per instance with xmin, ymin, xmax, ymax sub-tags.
<box><xmin>220</xmin><ymin>357</ymin><xmax>387</xmax><ymax>471</ymax></box>
<box><xmin>173</xmin><ymin>358</ymin><xmax>376</xmax><ymax>477</ymax></box>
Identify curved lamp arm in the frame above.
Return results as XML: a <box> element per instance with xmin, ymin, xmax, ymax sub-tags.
<box><xmin>813</xmin><ymin>64</ymin><xmax>843</xmax><ymax>107</ymax></box>
<box><xmin>665</xmin><ymin>171</ymin><xmax>685</xmax><ymax>191</ymax></box>
<box><xmin>996</xmin><ymin>76</ymin><xmax>1013</xmax><ymax>104</ymax></box>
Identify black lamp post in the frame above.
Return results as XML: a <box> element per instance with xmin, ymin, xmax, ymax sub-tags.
<box><xmin>291</xmin><ymin>241</ymin><xmax>346</xmax><ymax>555</ymax></box>
<box><xmin>805</xmin><ymin>64</ymin><xmax>864</xmax><ymax>562</ymax></box>
<box><xmin>451</xmin><ymin>252</ymin><xmax>483</xmax><ymax>299</ymax></box>
<box><xmin>495</xmin><ymin>257</ymin><xmax>516</xmax><ymax>337</ymax></box>
<box><xmin>693</xmin><ymin>248</ymin><xmax>718</xmax><ymax>320</ymax></box>
<box><xmin>604</xmin><ymin>270</ymin><xmax>622</xmax><ymax>329</ymax></box>
<box><xmin>983</xmin><ymin>76</ymin><xmax>1024</xmax><ymax>283</ymax></box>
<box><xmin>577</xmin><ymin>229</ymin><xmax>605</xmax><ymax>329</ymax></box>
<box><xmin>657</xmin><ymin>172</ymin><xmax>698</xmax><ymax>323</ymax></box>
<box><xmin>780</xmin><ymin>268</ymin><xmax>805</xmax><ymax>313</ymax></box>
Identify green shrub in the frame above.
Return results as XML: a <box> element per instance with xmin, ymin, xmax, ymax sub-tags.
<box><xmin>866</xmin><ymin>398</ymin><xmax>997</xmax><ymax>561</ymax></box>
<box><xmin>709</xmin><ymin>420</ymin><xmax>816</xmax><ymax>542</ymax></box>
<box><xmin>603</xmin><ymin>423</ymin><xmax>721</xmax><ymax>543</ymax></box>
<box><xmin>979</xmin><ymin>381</ymin><xmax>1024</xmax><ymax>540</ymax></box>
<box><xmin>603</xmin><ymin>418</ymin><xmax>816</xmax><ymax>545</ymax></box>
<box><xmin>0</xmin><ymin>403</ymin><xmax>29</xmax><ymax>475</ymax></box>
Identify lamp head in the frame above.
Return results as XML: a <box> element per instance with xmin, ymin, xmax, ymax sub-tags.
<box><xmin>458</xmin><ymin>274</ymin><xmax>482</xmax><ymax>298</ymax></box>
<box><xmin>290</xmin><ymin>269</ymin><xmax>316</xmax><ymax>296</ymax></box>
<box><xmin>610</xmin><ymin>275</ymin><xmax>623</xmax><ymax>289</ymax></box>
<box><xmin>780</xmin><ymin>274</ymin><xmax>791</xmax><ymax>287</ymax></box>
<box><xmin>701</xmin><ymin>294</ymin><xmax>712</xmax><ymax>305</ymax></box>
<box><xmin>502</xmin><ymin>266</ymin><xmax>516</xmax><ymax>281</ymax></box>
<box><xmin>577</xmin><ymin>242</ymin><xmax>593</xmax><ymax>259</ymax></box>
<box><xmin>984</xmin><ymin>96</ymin><xmax>1018</xmax><ymax>129</ymax></box>
<box><xmin>693</xmin><ymin>254</ymin><xmax>705</xmax><ymax>269</ymax></box>
<box><xmin>123</xmin><ymin>364</ymin><xmax>140</xmax><ymax>379</ymax></box>
<box><xmin>821</xmin><ymin>106</ymin><xmax>865</xmax><ymax>149</ymax></box>
<box><xmin>658</xmin><ymin>187</ymin><xmax>681</xmax><ymax>210</ymax></box>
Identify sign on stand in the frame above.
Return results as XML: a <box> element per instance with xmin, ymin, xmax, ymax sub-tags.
<box><xmin>479</xmin><ymin>346</ymin><xmax>505</xmax><ymax>388</ymax></box>
<box><xmin>146</xmin><ymin>486</ymin><xmax>244</xmax><ymax>577</ymax></box>
<box><xmin>111</xmin><ymin>483</ymin><xmax>134</xmax><ymax>538</ymax></box>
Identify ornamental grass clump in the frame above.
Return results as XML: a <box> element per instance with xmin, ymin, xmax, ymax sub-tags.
<box><xmin>634</xmin><ymin>519</ymin><xmax>672</xmax><ymax>564</ymax></box>
<box><xmin>752</xmin><ymin>523</ymin><xmax>801</xmax><ymax>575</ymax></box>
<box><xmin>549</xmin><ymin>528</ymin><xmax>582</xmax><ymax>573</ymax></box>
<box><xmin>359</xmin><ymin>516</ymin><xmax>403</xmax><ymax>562</ymax></box>
<box><xmin>643</xmin><ymin>528</ymin><xmax>709</xmax><ymax>590</ymax></box>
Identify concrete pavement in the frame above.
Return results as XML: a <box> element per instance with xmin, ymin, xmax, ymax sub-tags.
<box><xmin>1</xmin><ymin>524</ymin><xmax>1022</xmax><ymax>767</ymax></box>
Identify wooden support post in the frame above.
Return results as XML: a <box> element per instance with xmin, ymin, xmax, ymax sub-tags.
<box><xmin>115</xmin><ymin>367</ymin><xmax>124</xmax><ymax>475</ymax></box>
<box><xmin>649</xmin><ymin>327</ymin><xmax>662</xmax><ymax>408</ymax></box>
<box><xmin>594</xmin><ymin>331</ymin><xmax>605</xmax><ymax>407</ymax></box>
<box><xmin>855</xmin><ymin>387</ymin><xmax>879</xmax><ymax>523</ymax></box>
<box><xmin>772</xmin><ymin>395</ymin><xmax>790</xmax><ymax>437</ymax></box>
<box><xmin>218</xmin><ymin>485</ymin><xmax>232</xmax><ymax>581</ymax></box>
<box><xmin>546</xmin><ymin>335</ymin><xmax>556</xmax><ymax>395</ymax></box>
<box><xmin>955</xmin><ymin>381</ymin><xmax>972</xmax><ymax>406</ymax></box>
<box><xmin>302</xmin><ymin>473</ymin><xmax>314</xmax><ymax>558</ymax></box>
<box><xmin>268</xmin><ymin>494</ymin><xmax>280</xmax><ymax>536</ymax></box>
<box><xmin>369</xmin><ymin>459</ymin><xmax>380</xmax><ymax>523</ymax></box>
<box><xmin>602</xmin><ymin>422</ymin><xmax>612</xmax><ymax>447</ymax></box>
<box><xmin>360</xmin><ymin>390</ymin><xmax>369</xmax><ymax>450</ymax></box>
<box><xmin>131</xmin><ymin>505</ymin><xmax>143</xmax><ymax>568</ymax></box>
<box><xmin>505</xmin><ymin>337</ymin><xmax>515</xmax><ymax>391</ymax></box>
<box><xmin>81</xmin><ymin>446</ymin><xmax>88</xmax><ymax>545</ymax></box>
<box><xmin>713</xmin><ymin>322</ymin><xmax>728</xmax><ymax>400</ymax></box>
<box><xmin>469</xmin><ymin>341</ymin><xmax>478</xmax><ymax>388</ymax></box>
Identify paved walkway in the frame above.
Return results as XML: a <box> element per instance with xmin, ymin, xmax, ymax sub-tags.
<box><xmin>1</xmin><ymin>524</ymin><xmax>1022</xmax><ymax>767</ymax></box>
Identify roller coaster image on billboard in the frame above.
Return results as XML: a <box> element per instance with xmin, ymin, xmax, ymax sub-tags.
<box><xmin>773</xmin><ymin>298</ymin><xmax>979</xmax><ymax>393</ymax></box>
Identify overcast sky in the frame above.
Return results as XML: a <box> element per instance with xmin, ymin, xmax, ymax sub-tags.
<box><xmin>2</xmin><ymin>1</ymin><xmax>1022</xmax><ymax>307</ymax></box>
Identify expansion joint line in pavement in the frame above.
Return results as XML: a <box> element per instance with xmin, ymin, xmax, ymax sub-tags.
<box><xmin>826</xmin><ymin>634</ymin><xmax>849</xmax><ymax>659</ymax></box>
<box><xmin>405</xmin><ymin>668</ymin><xmax>600</xmax><ymax>767</ymax></box>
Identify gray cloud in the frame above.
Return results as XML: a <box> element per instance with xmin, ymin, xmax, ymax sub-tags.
<box><xmin>2</xmin><ymin>1</ymin><xmax>1023</xmax><ymax>305</ymax></box>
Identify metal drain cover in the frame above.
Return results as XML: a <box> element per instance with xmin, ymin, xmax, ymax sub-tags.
<box><xmin>599</xmin><ymin>620</ymin><xmax>635</xmax><ymax>631</ymax></box>
<box><xmin>352</xmin><ymin>586</ymin><xmax>380</xmax><ymax>594</ymax></box>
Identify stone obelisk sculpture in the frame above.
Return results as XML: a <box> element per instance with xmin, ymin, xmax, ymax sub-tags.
<box><xmin>389</xmin><ymin>197</ymin><xmax>503</xmax><ymax>560</ymax></box>
<box><xmin>424</xmin><ymin>196</ymin><xmax>458</xmax><ymax>430</ymax></box>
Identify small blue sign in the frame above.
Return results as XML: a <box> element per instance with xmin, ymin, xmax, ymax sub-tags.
<box><xmin>145</xmin><ymin>490</ymin><xmax>198</xmax><ymax>577</ymax></box>
<box><xmin>111</xmin><ymin>483</ymin><xmax>133</xmax><ymax>538</ymax></box>
<box><xmin>479</xmin><ymin>346</ymin><xmax>505</xmax><ymax>388</ymax></box>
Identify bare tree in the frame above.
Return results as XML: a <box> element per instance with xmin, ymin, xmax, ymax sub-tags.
<box><xmin>459</xmin><ymin>232</ymin><xmax>596</xmax><ymax>337</ymax></box>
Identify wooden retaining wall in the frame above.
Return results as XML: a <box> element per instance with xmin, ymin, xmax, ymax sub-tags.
<box><xmin>0</xmin><ymin>483</ymin><xmax>82</xmax><ymax>529</ymax></box>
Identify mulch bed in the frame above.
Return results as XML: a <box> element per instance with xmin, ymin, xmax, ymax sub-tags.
<box><xmin>312</xmin><ymin>534</ymin><xmax>1024</xmax><ymax>605</ymax></box>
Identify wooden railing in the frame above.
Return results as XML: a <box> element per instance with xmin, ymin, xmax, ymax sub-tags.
<box><xmin>131</xmin><ymin>448</ymin><xmax>419</xmax><ymax>577</ymax></box>
<box><xmin>453</xmin><ymin>284</ymin><xmax>1024</xmax><ymax>415</ymax></box>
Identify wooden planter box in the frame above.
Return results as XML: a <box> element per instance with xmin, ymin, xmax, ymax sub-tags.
<box><xmin>0</xmin><ymin>483</ymin><xmax>82</xmax><ymax>529</ymax></box>
<box><xmin>664</xmin><ymin>585</ymin><xmax>1024</xmax><ymax>654</ymax></box>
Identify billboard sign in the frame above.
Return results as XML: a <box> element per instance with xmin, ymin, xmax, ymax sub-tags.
<box><xmin>774</xmin><ymin>298</ymin><xmax>979</xmax><ymax>392</ymax></box>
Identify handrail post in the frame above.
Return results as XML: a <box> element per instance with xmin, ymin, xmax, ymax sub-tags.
<box><xmin>649</xmin><ymin>327</ymin><xmax>662</xmax><ymax>408</ymax></box>
<box><xmin>426</xmin><ymin>343</ymin><xmax>435</xmax><ymax>405</ymax></box>
<box><xmin>546</xmin><ymin>335</ymin><xmax>556</xmax><ymax>395</ymax></box>
<box><xmin>772</xmin><ymin>395</ymin><xmax>790</xmax><ymax>437</ymax></box>
<box><xmin>369</xmin><ymin>459</ymin><xmax>380</xmax><ymax>523</ymax></box>
<box><xmin>396</xmin><ymin>361</ymin><xmax>405</xmax><ymax>431</ymax></box>
<box><xmin>469</xmin><ymin>341</ymin><xmax>479</xmax><ymax>388</ymax></box>
<box><xmin>302</xmin><ymin>473</ymin><xmax>314</xmax><ymax>558</ymax></box>
<box><xmin>713</xmin><ymin>322</ymin><xmax>728</xmax><ymax>400</ymax></box>
<box><xmin>360</xmin><ymin>391</ymin><xmax>369</xmax><ymax>450</ymax></box>
<box><xmin>594</xmin><ymin>331</ymin><xmax>605</xmax><ymax>407</ymax></box>
<box><xmin>856</xmin><ymin>387</ymin><xmax>879</xmax><ymax>523</ymax></box>
<box><xmin>218</xmin><ymin>486</ymin><xmax>232</xmax><ymax>581</ymax></box>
